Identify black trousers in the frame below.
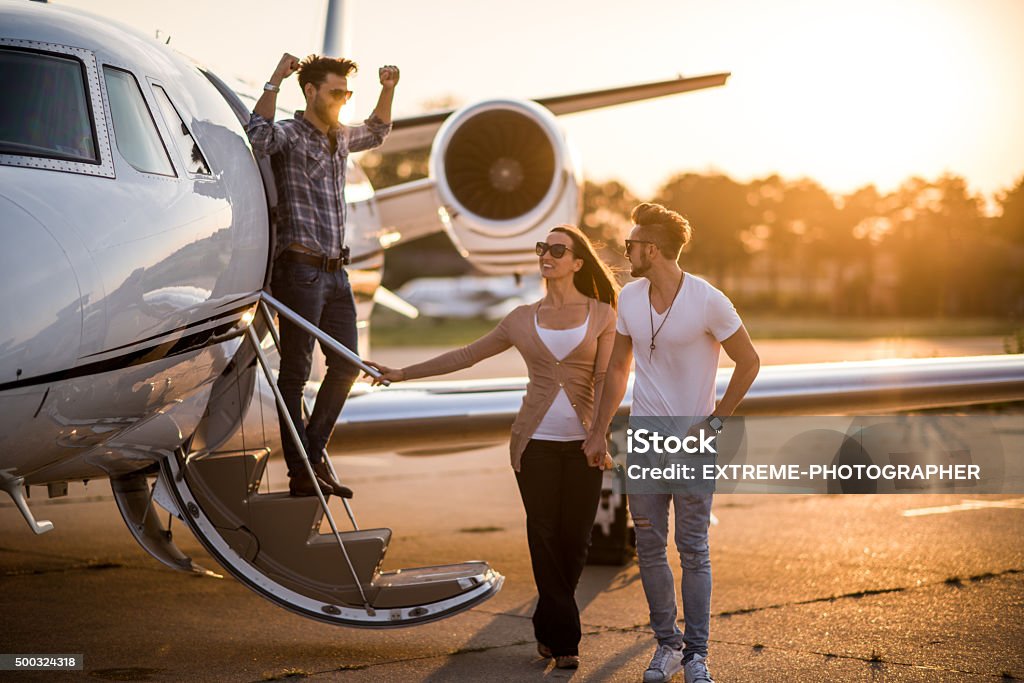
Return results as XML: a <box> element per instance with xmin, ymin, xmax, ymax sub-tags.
<box><xmin>515</xmin><ymin>439</ymin><xmax>604</xmax><ymax>656</ymax></box>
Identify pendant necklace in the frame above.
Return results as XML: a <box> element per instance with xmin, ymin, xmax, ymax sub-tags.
<box><xmin>648</xmin><ymin>272</ymin><xmax>684</xmax><ymax>360</ymax></box>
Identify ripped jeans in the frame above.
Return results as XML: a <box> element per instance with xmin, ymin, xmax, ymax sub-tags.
<box><xmin>628</xmin><ymin>492</ymin><xmax>713</xmax><ymax>658</ymax></box>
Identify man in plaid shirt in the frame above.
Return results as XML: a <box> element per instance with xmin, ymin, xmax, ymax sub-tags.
<box><xmin>246</xmin><ymin>53</ymin><xmax>399</xmax><ymax>497</ymax></box>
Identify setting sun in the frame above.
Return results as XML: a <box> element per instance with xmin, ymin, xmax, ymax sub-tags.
<box><xmin>56</xmin><ymin>0</ymin><xmax>1024</xmax><ymax>200</ymax></box>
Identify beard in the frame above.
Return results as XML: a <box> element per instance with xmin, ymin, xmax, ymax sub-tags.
<box><xmin>630</xmin><ymin>255</ymin><xmax>651</xmax><ymax>277</ymax></box>
<box><xmin>312</xmin><ymin>96</ymin><xmax>339</xmax><ymax>124</ymax></box>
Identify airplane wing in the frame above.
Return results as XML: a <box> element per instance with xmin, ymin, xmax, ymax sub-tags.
<box><xmin>210</xmin><ymin>72</ymin><xmax>733</xmax><ymax>254</ymax></box>
<box><xmin>327</xmin><ymin>354</ymin><xmax>1024</xmax><ymax>455</ymax></box>
<box><xmin>372</xmin><ymin>73</ymin><xmax>730</xmax><ymax>268</ymax></box>
<box><xmin>378</xmin><ymin>72</ymin><xmax>730</xmax><ymax>155</ymax></box>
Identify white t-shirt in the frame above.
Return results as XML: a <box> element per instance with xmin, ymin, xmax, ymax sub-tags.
<box><xmin>616</xmin><ymin>273</ymin><xmax>742</xmax><ymax>418</ymax></box>
<box><xmin>532</xmin><ymin>315</ymin><xmax>588</xmax><ymax>440</ymax></box>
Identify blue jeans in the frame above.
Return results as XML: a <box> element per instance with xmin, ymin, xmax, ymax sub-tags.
<box><xmin>628</xmin><ymin>492</ymin><xmax>713</xmax><ymax>658</ymax></box>
<box><xmin>270</xmin><ymin>259</ymin><xmax>360</xmax><ymax>477</ymax></box>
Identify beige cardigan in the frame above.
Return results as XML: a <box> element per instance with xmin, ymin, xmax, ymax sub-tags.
<box><xmin>402</xmin><ymin>298</ymin><xmax>617</xmax><ymax>471</ymax></box>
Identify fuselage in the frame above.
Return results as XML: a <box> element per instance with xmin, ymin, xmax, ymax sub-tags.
<box><xmin>0</xmin><ymin>1</ymin><xmax>381</xmax><ymax>484</ymax></box>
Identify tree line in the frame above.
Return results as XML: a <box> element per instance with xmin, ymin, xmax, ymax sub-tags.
<box><xmin>360</xmin><ymin>148</ymin><xmax>1023</xmax><ymax>318</ymax></box>
<box><xmin>582</xmin><ymin>173</ymin><xmax>1024</xmax><ymax>318</ymax></box>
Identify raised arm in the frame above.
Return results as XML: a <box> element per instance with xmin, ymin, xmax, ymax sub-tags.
<box><xmin>255</xmin><ymin>53</ymin><xmax>298</xmax><ymax>120</ymax></box>
<box><xmin>246</xmin><ymin>53</ymin><xmax>300</xmax><ymax>155</ymax></box>
<box><xmin>372</xmin><ymin>65</ymin><xmax>399</xmax><ymax>125</ymax></box>
<box><xmin>347</xmin><ymin>65</ymin><xmax>399</xmax><ymax>153</ymax></box>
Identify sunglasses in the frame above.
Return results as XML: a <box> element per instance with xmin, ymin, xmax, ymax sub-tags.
<box><xmin>326</xmin><ymin>88</ymin><xmax>354</xmax><ymax>102</ymax></box>
<box><xmin>624</xmin><ymin>239</ymin><xmax>656</xmax><ymax>253</ymax></box>
<box><xmin>536</xmin><ymin>242</ymin><xmax>576</xmax><ymax>258</ymax></box>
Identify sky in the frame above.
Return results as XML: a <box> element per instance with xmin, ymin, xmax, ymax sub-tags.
<box><xmin>56</xmin><ymin>0</ymin><xmax>1024</xmax><ymax>201</ymax></box>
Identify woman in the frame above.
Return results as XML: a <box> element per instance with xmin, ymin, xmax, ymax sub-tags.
<box><xmin>367</xmin><ymin>225</ymin><xmax>618</xmax><ymax>669</ymax></box>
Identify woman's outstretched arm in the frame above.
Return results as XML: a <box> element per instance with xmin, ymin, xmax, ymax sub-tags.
<box><xmin>366</xmin><ymin>314</ymin><xmax>514</xmax><ymax>384</ymax></box>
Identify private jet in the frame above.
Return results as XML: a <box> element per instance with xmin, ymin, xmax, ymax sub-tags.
<box><xmin>0</xmin><ymin>0</ymin><xmax>740</xmax><ymax>627</ymax></box>
<box><xmin>4</xmin><ymin>0</ymin><xmax>1022</xmax><ymax>630</ymax></box>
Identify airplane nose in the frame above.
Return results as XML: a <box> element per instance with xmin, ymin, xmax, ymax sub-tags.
<box><xmin>0</xmin><ymin>196</ymin><xmax>82</xmax><ymax>387</ymax></box>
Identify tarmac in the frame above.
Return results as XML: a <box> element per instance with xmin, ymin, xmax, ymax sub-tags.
<box><xmin>1</xmin><ymin>338</ymin><xmax>1022</xmax><ymax>682</ymax></box>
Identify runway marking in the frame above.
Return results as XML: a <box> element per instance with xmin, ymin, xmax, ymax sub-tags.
<box><xmin>901</xmin><ymin>497</ymin><xmax>1024</xmax><ymax>517</ymax></box>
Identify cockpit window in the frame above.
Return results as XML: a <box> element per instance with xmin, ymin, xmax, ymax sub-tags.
<box><xmin>0</xmin><ymin>49</ymin><xmax>98</xmax><ymax>163</ymax></box>
<box><xmin>103</xmin><ymin>66</ymin><xmax>174</xmax><ymax>176</ymax></box>
<box><xmin>152</xmin><ymin>85</ymin><xmax>211</xmax><ymax>175</ymax></box>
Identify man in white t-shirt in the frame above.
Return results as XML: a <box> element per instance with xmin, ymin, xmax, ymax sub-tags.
<box><xmin>584</xmin><ymin>202</ymin><xmax>760</xmax><ymax>683</ymax></box>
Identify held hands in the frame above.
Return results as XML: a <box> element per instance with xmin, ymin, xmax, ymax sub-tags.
<box><xmin>272</xmin><ymin>53</ymin><xmax>300</xmax><ymax>84</ymax></box>
<box><xmin>378</xmin><ymin>65</ymin><xmax>400</xmax><ymax>89</ymax></box>
<box><xmin>582</xmin><ymin>431</ymin><xmax>612</xmax><ymax>470</ymax></box>
<box><xmin>363</xmin><ymin>361</ymin><xmax>405</xmax><ymax>386</ymax></box>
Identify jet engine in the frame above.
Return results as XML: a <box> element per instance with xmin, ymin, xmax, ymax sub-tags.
<box><xmin>429</xmin><ymin>99</ymin><xmax>582</xmax><ymax>274</ymax></box>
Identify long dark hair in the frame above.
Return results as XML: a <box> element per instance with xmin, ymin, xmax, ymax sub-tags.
<box><xmin>549</xmin><ymin>224</ymin><xmax>619</xmax><ymax>309</ymax></box>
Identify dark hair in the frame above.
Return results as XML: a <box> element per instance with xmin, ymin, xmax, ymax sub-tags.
<box><xmin>630</xmin><ymin>202</ymin><xmax>692</xmax><ymax>260</ymax></box>
<box><xmin>298</xmin><ymin>54</ymin><xmax>358</xmax><ymax>91</ymax></box>
<box><xmin>549</xmin><ymin>225</ymin><xmax>619</xmax><ymax>309</ymax></box>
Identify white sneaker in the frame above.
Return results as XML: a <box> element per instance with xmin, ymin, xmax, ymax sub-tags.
<box><xmin>643</xmin><ymin>644</ymin><xmax>684</xmax><ymax>682</ymax></box>
<box><xmin>683</xmin><ymin>653</ymin><xmax>715</xmax><ymax>683</ymax></box>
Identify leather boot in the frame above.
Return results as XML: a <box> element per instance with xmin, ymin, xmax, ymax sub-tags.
<box><xmin>313</xmin><ymin>461</ymin><xmax>354</xmax><ymax>499</ymax></box>
<box><xmin>288</xmin><ymin>469</ymin><xmax>332</xmax><ymax>497</ymax></box>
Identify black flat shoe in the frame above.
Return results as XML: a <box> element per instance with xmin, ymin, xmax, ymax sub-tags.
<box><xmin>313</xmin><ymin>462</ymin><xmax>354</xmax><ymax>498</ymax></box>
<box><xmin>288</xmin><ymin>472</ymin><xmax>331</xmax><ymax>497</ymax></box>
<box><xmin>555</xmin><ymin>655</ymin><xmax>579</xmax><ymax>669</ymax></box>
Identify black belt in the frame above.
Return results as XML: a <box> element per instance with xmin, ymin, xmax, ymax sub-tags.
<box><xmin>279</xmin><ymin>247</ymin><xmax>350</xmax><ymax>272</ymax></box>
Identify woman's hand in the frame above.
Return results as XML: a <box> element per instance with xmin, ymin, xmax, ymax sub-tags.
<box><xmin>363</xmin><ymin>361</ymin><xmax>405</xmax><ymax>386</ymax></box>
<box><xmin>582</xmin><ymin>431</ymin><xmax>609</xmax><ymax>468</ymax></box>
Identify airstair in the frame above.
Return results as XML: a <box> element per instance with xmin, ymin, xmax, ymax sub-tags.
<box><xmin>144</xmin><ymin>295</ymin><xmax>503</xmax><ymax>627</ymax></box>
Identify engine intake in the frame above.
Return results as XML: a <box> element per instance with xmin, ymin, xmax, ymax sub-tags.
<box><xmin>430</xmin><ymin>100</ymin><xmax>581</xmax><ymax>274</ymax></box>
<box><xmin>443</xmin><ymin>109</ymin><xmax>555</xmax><ymax>220</ymax></box>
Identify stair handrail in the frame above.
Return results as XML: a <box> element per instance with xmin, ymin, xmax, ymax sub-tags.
<box><xmin>257</xmin><ymin>299</ymin><xmax>359</xmax><ymax>531</ymax></box>
<box><xmin>244</xmin><ymin>304</ymin><xmax>373</xmax><ymax>613</ymax></box>
<box><xmin>261</xmin><ymin>292</ymin><xmax>389</xmax><ymax>386</ymax></box>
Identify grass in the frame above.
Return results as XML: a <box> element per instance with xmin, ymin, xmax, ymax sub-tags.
<box><xmin>369</xmin><ymin>310</ymin><xmax>1017</xmax><ymax>348</ymax></box>
<box><xmin>370</xmin><ymin>313</ymin><xmax>498</xmax><ymax>348</ymax></box>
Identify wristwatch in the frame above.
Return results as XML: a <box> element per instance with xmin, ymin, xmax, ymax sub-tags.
<box><xmin>707</xmin><ymin>416</ymin><xmax>724</xmax><ymax>433</ymax></box>
<box><xmin>263</xmin><ymin>82</ymin><xmax>280</xmax><ymax>93</ymax></box>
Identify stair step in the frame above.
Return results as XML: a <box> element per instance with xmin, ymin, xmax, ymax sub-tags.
<box><xmin>163</xmin><ymin>307</ymin><xmax>508</xmax><ymax>625</ymax></box>
<box><xmin>371</xmin><ymin>562</ymin><xmax>496</xmax><ymax>609</ymax></box>
<box><xmin>184</xmin><ymin>449</ymin><xmax>269</xmax><ymax>528</ymax></box>
<box><xmin>242</xmin><ymin>492</ymin><xmax>391</xmax><ymax>603</ymax></box>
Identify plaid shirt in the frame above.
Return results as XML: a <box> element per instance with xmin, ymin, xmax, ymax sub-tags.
<box><xmin>246</xmin><ymin>111</ymin><xmax>391</xmax><ymax>259</ymax></box>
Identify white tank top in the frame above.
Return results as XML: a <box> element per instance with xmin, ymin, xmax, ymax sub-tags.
<box><xmin>532</xmin><ymin>314</ymin><xmax>588</xmax><ymax>441</ymax></box>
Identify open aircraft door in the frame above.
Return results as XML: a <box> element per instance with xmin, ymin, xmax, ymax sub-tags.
<box><xmin>119</xmin><ymin>296</ymin><xmax>504</xmax><ymax>628</ymax></box>
<box><xmin>158</xmin><ymin>448</ymin><xmax>502</xmax><ymax>627</ymax></box>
